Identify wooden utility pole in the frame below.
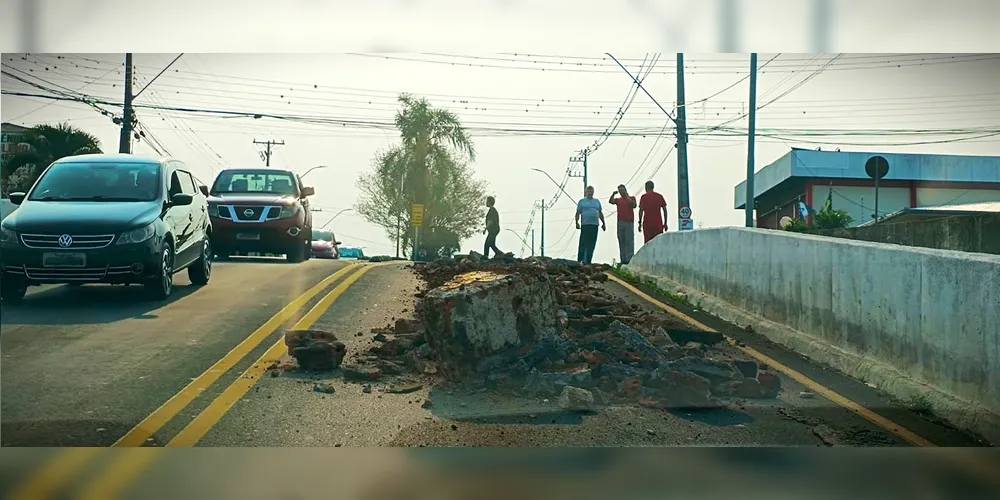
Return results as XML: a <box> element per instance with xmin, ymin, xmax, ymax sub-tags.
<box><xmin>118</xmin><ymin>53</ymin><xmax>134</xmax><ymax>153</ymax></box>
<box><xmin>745</xmin><ymin>53</ymin><xmax>759</xmax><ymax>227</ymax></box>
<box><xmin>253</xmin><ymin>139</ymin><xmax>284</xmax><ymax>166</ymax></box>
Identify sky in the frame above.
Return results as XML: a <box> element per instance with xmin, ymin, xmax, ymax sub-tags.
<box><xmin>3</xmin><ymin>53</ymin><xmax>1000</xmax><ymax>262</ymax></box>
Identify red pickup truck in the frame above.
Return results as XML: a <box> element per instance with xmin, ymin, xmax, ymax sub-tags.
<box><xmin>207</xmin><ymin>168</ymin><xmax>315</xmax><ymax>262</ymax></box>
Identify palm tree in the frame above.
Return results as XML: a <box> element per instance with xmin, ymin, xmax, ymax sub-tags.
<box><xmin>1</xmin><ymin>123</ymin><xmax>103</xmax><ymax>195</ymax></box>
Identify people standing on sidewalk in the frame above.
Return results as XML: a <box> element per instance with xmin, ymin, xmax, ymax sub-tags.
<box><xmin>638</xmin><ymin>180</ymin><xmax>668</xmax><ymax>244</ymax></box>
<box><xmin>609</xmin><ymin>184</ymin><xmax>637</xmax><ymax>264</ymax></box>
<box><xmin>483</xmin><ymin>196</ymin><xmax>503</xmax><ymax>258</ymax></box>
<box><xmin>575</xmin><ymin>186</ymin><xmax>606</xmax><ymax>264</ymax></box>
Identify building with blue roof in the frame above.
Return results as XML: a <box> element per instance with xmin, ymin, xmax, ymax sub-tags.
<box><xmin>734</xmin><ymin>148</ymin><xmax>1000</xmax><ymax>228</ymax></box>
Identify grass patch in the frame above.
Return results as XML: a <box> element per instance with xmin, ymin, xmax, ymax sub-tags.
<box><xmin>906</xmin><ymin>393</ymin><xmax>934</xmax><ymax>416</ymax></box>
<box><xmin>609</xmin><ymin>264</ymin><xmax>695</xmax><ymax>308</ymax></box>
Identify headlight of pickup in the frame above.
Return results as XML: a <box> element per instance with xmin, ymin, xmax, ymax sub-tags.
<box><xmin>0</xmin><ymin>227</ymin><xmax>18</xmax><ymax>245</ymax></box>
<box><xmin>279</xmin><ymin>206</ymin><xmax>299</xmax><ymax>218</ymax></box>
<box><xmin>117</xmin><ymin>224</ymin><xmax>156</xmax><ymax>245</ymax></box>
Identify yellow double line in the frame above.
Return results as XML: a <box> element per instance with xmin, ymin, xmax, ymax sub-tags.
<box><xmin>10</xmin><ymin>261</ymin><xmax>386</xmax><ymax>500</ymax></box>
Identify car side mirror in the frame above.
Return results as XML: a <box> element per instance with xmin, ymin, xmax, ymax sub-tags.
<box><xmin>8</xmin><ymin>192</ymin><xmax>26</xmax><ymax>205</ymax></box>
<box><xmin>171</xmin><ymin>193</ymin><xmax>194</xmax><ymax>206</ymax></box>
<box><xmin>301</xmin><ymin>186</ymin><xmax>315</xmax><ymax>197</ymax></box>
<box><xmin>199</xmin><ymin>185</ymin><xmax>209</xmax><ymax>196</ymax></box>
<box><xmin>335</xmin><ymin>241</ymin><xmax>342</xmax><ymax>246</ymax></box>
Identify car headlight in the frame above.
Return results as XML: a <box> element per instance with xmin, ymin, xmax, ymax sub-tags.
<box><xmin>117</xmin><ymin>224</ymin><xmax>156</xmax><ymax>245</ymax></box>
<box><xmin>279</xmin><ymin>206</ymin><xmax>298</xmax><ymax>218</ymax></box>
<box><xmin>0</xmin><ymin>227</ymin><xmax>18</xmax><ymax>245</ymax></box>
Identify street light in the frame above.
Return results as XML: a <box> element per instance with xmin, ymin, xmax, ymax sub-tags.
<box><xmin>530</xmin><ymin>168</ymin><xmax>577</xmax><ymax>205</ymax></box>
<box><xmin>301</xmin><ymin>165</ymin><xmax>329</xmax><ymax>179</ymax></box>
<box><xmin>320</xmin><ymin>208</ymin><xmax>354</xmax><ymax>230</ymax></box>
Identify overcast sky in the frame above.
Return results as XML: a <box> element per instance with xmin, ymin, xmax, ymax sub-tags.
<box><xmin>3</xmin><ymin>53</ymin><xmax>1000</xmax><ymax>261</ymax></box>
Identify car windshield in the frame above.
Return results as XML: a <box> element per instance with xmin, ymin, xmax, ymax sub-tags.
<box><xmin>212</xmin><ymin>171</ymin><xmax>298</xmax><ymax>195</ymax></box>
<box><xmin>28</xmin><ymin>162</ymin><xmax>161</xmax><ymax>202</ymax></box>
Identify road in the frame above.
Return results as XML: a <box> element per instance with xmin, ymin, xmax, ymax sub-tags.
<box><xmin>1</xmin><ymin>260</ymin><xmax>997</xmax><ymax>499</ymax></box>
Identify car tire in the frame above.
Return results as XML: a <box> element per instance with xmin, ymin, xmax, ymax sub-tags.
<box><xmin>145</xmin><ymin>243</ymin><xmax>175</xmax><ymax>300</ymax></box>
<box><xmin>286</xmin><ymin>241</ymin><xmax>306</xmax><ymax>263</ymax></box>
<box><xmin>0</xmin><ymin>277</ymin><xmax>28</xmax><ymax>302</ymax></box>
<box><xmin>188</xmin><ymin>238</ymin><xmax>213</xmax><ymax>286</ymax></box>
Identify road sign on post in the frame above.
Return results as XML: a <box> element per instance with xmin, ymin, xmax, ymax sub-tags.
<box><xmin>411</xmin><ymin>204</ymin><xmax>424</xmax><ymax>227</ymax></box>
<box><xmin>678</xmin><ymin>206</ymin><xmax>694</xmax><ymax>231</ymax></box>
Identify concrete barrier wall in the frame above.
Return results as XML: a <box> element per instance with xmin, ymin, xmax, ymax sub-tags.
<box><xmin>1</xmin><ymin>199</ymin><xmax>15</xmax><ymax>221</ymax></box>
<box><xmin>626</xmin><ymin>227</ymin><xmax>1000</xmax><ymax>441</ymax></box>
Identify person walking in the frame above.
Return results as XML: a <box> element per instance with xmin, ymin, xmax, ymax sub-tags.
<box><xmin>483</xmin><ymin>195</ymin><xmax>503</xmax><ymax>258</ymax></box>
<box><xmin>638</xmin><ymin>180</ymin><xmax>668</xmax><ymax>244</ymax></box>
<box><xmin>609</xmin><ymin>184</ymin><xmax>637</xmax><ymax>264</ymax></box>
<box><xmin>575</xmin><ymin>186</ymin><xmax>606</xmax><ymax>264</ymax></box>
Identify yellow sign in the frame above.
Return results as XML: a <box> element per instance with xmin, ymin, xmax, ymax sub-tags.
<box><xmin>411</xmin><ymin>204</ymin><xmax>424</xmax><ymax>227</ymax></box>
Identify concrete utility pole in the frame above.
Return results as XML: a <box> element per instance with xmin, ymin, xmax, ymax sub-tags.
<box><xmin>531</xmin><ymin>229</ymin><xmax>535</xmax><ymax>257</ymax></box>
<box><xmin>537</xmin><ymin>200</ymin><xmax>547</xmax><ymax>257</ymax></box>
<box><xmin>675</xmin><ymin>53</ymin><xmax>691</xmax><ymax>216</ymax></box>
<box><xmin>253</xmin><ymin>139</ymin><xmax>284</xmax><ymax>166</ymax></box>
<box><xmin>118</xmin><ymin>53</ymin><xmax>134</xmax><ymax>154</ymax></box>
<box><xmin>745</xmin><ymin>53</ymin><xmax>759</xmax><ymax>228</ymax></box>
<box><xmin>569</xmin><ymin>149</ymin><xmax>589</xmax><ymax>194</ymax></box>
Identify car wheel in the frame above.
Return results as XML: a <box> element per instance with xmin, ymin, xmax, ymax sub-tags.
<box><xmin>0</xmin><ymin>277</ymin><xmax>28</xmax><ymax>302</ymax></box>
<box><xmin>145</xmin><ymin>244</ymin><xmax>174</xmax><ymax>300</ymax></box>
<box><xmin>286</xmin><ymin>241</ymin><xmax>306</xmax><ymax>263</ymax></box>
<box><xmin>188</xmin><ymin>238</ymin><xmax>213</xmax><ymax>286</ymax></box>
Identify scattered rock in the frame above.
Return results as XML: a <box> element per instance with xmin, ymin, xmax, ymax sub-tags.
<box><xmin>387</xmin><ymin>383</ymin><xmax>423</xmax><ymax>394</ymax></box>
<box><xmin>284</xmin><ymin>330</ymin><xmax>347</xmax><ymax>371</ymax></box>
<box><xmin>734</xmin><ymin>360</ymin><xmax>758</xmax><ymax>379</ymax></box>
<box><xmin>664</xmin><ymin>329</ymin><xmax>725</xmax><ymax>346</ymax></box>
<box><xmin>757</xmin><ymin>371</ymin><xmax>781</xmax><ymax>398</ymax></box>
<box><xmin>557</xmin><ymin>386</ymin><xmax>595</xmax><ymax>412</ymax></box>
<box><xmin>313</xmin><ymin>382</ymin><xmax>337</xmax><ymax>394</ymax></box>
<box><xmin>342</xmin><ymin>365</ymin><xmax>383</xmax><ymax>381</ymax></box>
<box><xmin>362</xmin><ymin>384</ymin><xmax>373</xmax><ymax>394</ymax></box>
<box><xmin>799</xmin><ymin>391</ymin><xmax>816</xmax><ymax>399</ymax></box>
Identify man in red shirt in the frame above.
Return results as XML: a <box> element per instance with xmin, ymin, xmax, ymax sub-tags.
<box><xmin>638</xmin><ymin>180</ymin><xmax>668</xmax><ymax>244</ymax></box>
<box><xmin>609</xmin><ymin>184</ymin><xmax>637</xmax><ymax>264</ymax></box>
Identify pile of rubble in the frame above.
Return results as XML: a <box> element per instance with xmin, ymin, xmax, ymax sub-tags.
<box><xmin>347</xmin><ymin>253</ymin><xmax>782</xmax><ymax>411</ymax></box>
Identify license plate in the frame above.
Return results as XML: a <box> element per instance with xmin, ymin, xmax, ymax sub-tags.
<box><xmin>236</xmin><ymin>232</ymin><xmax>260</xmax><ymax>241</ymax></box>
<box><xmin>42</xmin><ymin>252</ymin><xmax>87</xmax><ymax>268</ymax></box>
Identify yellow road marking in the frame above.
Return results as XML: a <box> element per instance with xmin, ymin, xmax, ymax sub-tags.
<box><xmin>77</xmin><ymin>263</ymin><xmax>389</xmax><ymax>499</ymax></box>
<box><xmin>8</xmin><ymin>448</ymin><xmax>103</xmax><ymax>500</ymax></box>
<box><xmin>168</xmin><ymin>264</ymin><xmax>375</xmax><ymax>447</ymax></box>
<box><xmin>606</xmin><ymin>273</ymin><xmax>937</xmax><ymax>448</ymax></box>
<box><xmin>113</xmin><ymin>262</ymin><xmax>361</xmax><ymax>447</ymax></box>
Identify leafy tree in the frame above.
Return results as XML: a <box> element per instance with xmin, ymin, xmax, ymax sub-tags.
<box><xmin>1</xmin><ymin>123</ymin><xmax>103</xmax><ymax>196</ymax></box>
<box><xmin>783</xmin><ymin>204</ymin><xmax>854</xmax><ymax>233</ymax></box>
<box><xmin>355</xmin><ymin>95</ymin><xmax>487</xmax><ymax>257</ymax></box>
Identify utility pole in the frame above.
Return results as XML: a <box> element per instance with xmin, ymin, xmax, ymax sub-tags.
<box><xmin>537</xmin><ymin>200</ymin><xmax>547</xmax><ymax>257</ymax></box>
<box><xmin>118</xmin><ymin>53</ymin><xmax>134</xmax><ymax>154</ymax></box>
<box><xmin>569</xmin><ymin>149</ymin><xmax>589</xmax><ymax>194</ymax></box>
<box><xmin>253</xmin><ymin>139</ymin><xmax>284</xmax><ymax>166</ymax></box>
<box><xmin>675</xmin><ymin>53</ymin><xmax>691</xmax><ymax>216</ymax></box>
<box><xmin>745</xmin><ymin>53</ymin><xmax>758</xmax><ymax>228</ymax></box>
<box><xmin>531</xmin><ymin>229</ymin><xmax>535</xmax><ymax>257</ymax></box>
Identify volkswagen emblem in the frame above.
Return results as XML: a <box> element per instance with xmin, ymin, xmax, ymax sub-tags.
<box><xmin>243</xmin><ymin>209</ymin><xmax>255</xmax><ymax>218</ymax></box>
<box><xmin>58</xmin><ymin>234</ymin><xmax>73</xmax><ymax>248</ymax></box>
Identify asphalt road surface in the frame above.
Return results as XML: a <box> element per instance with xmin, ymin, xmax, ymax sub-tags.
<box><xmin>1</xmin><ymin>261</ymin><xmax>997</xmax><ymax>500</ymax></box>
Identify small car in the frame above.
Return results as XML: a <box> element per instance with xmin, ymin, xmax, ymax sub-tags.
<box><xmin>311</xmin><ymin>239</ymin><xmax>340</xmax><ymax>259</ymax></box>
<box><xmin>207</xmin><ymin>168</ymin><xmax>315</xmax><ymax>263</ymax></box>
<box><xmin>0</xmin><ymin>154</ymin><xmax>213</xmax><ymax>301</ymax></box>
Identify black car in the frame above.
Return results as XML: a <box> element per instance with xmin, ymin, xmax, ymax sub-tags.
<box><xmin>0</xmin><ymin>154</ymin><xmax>213</xmax><ymax>301</ymax></box>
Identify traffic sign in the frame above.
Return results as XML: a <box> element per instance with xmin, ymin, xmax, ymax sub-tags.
<box><xmin>679</xmin><ymin>206</ymin><xmax>692</xmax><ymax>219</ymax></box>
<box><xmin>411</xmin><ymin>204</ymin><xmax>424</xmax><ymax>227</ymax></box>
<box><xmin>679</xmin><ymin>218</ymin><xmax>694</xmax><ymax>231</ymax></box>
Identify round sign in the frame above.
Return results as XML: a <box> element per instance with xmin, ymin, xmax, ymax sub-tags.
<box><xmin>679</xmin><ymin>206</ymin><xmax>692</xmax><ymax>219</ymax></box>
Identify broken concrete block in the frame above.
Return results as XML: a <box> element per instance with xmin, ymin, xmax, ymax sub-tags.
<box><xmin>284</xmin><ymin>330</ymin><xmax>346</xmax><ymax>371</ymax></box>
<box><xmin>734</xmin><ymin>360</ymin><xmax>758</xmax><ymax>379</ymax></box>
<box><xmin>664</xmin><ymin>329</ymin><xmax>725</xmax><ymax>346</ymax></box>
<box><xmin>667</xmin><ymin>357</ymin><xmax>742</xmax><ymax>385</ymax></box>
<box><xmin>757</xmin><ymin>371</ymin><xmax>781</xmax><ymax>398</ymax></box>
<box><xmin>557</xmin><ymin>386</ymin><xmax>595</xmax><ymax>412</ymax></box>
<box><xmin>608</xmin><ymin>320</ymin><xmax>665</xmax><ymax>362</ymax></box>
<box><xmin>421</xmin><ymin>271</ymin><xmax>559</xmax><ymax>378</ymax></box>
<box><xmin>646</xmin><ymin>368</ymin><xmax>713</xmax><ymax>408</ymax></box>
<box><xmin>713</xmin><ymin>377</ymin><xmax>763</xmax><ymax>398</ymax></box>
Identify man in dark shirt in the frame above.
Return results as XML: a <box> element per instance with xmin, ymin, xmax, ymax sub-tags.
<box><xmin>609</xmin><ymin>184</ymin><xmax>637</xmax><ymax>264</ymax></box>
<box><xmin>483</xmin><ymin>196</ymin><xmax>503</xmax><ymax>258</ymax></box>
